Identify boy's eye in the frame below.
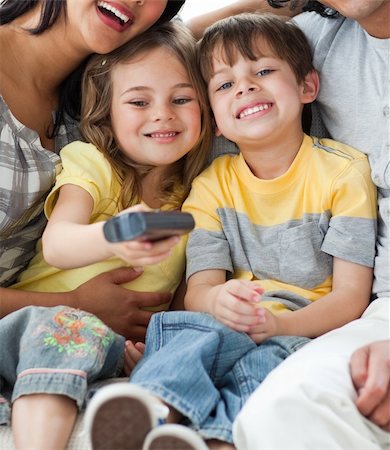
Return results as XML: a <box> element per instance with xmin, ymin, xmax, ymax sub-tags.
<box><xmin>217</xmin><ymin>81</ymin><xmax>233</xmax><ymax>91</ymax></box>
<box><xmin>257</xmin><ymin>69</ymin><xmax>274</xmax><ymax>77</ymax></box>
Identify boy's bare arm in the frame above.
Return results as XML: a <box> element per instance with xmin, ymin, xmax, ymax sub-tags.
<box><xmin>170</xmin><ymin>276</ymin><xmax>187</xmax><ymax>310</ymax></box>
<box><xmin>184</xmin><ymin>269</ymin><xmax>226</xmax><ymax>313</ymax></box>
<box><xmin>249</xmin><ymin>257</ymin><xmax>373</xmax><ymax>343</ymax></box>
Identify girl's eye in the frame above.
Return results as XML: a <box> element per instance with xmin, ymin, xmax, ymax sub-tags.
<box><xmin>257</xmin><ymin>69</ymin><xmax>274</xmax><ymax>77</ymax></box>
<box><xmin>173</xmin><ymin>98</ymin><xmax>192</xmax><ymax>105</ymax></box>
<box><xmin>217</xmin><ymin>81</ymin><xmax>233</xmax><ymax>91</ymax></box>
<box><xmin>129</xmin><ymin>100</ymin><xmax>148</xmax><ymax>107</ymax></box>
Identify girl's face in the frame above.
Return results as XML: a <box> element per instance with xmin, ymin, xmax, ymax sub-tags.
<box><xmin>110</xmin><ymin>46</ymin><xmax>201</xmax><ymax>167</ymax></box>
<box><xmin>66</xmin><ymin>0</ymin><xmax>168</xmax><ymax>54</ymax></box>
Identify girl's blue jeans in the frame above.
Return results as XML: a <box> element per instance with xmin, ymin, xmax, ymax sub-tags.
<box><xmin>0</xmin><ymin>306</ymin><xmax>124</xmax><ymax>425</ymax></box>
<box><xmin>130</xmin><ymin>311</ymin><xmax>310</xmax><ymax>443</ymax></box>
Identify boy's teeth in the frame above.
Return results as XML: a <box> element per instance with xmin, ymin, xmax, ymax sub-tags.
<box><xmin>239</xmin><ymin>104</ymin><xmax>270</xmax><ymax>118</ymax></box>
<box><xmin>98</xmin><ymin>1</ymin><xmax>130</xmax><ymax>23</ymax></box>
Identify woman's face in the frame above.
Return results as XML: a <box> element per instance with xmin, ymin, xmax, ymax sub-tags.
<box><xmin>65</xmin><ymin>0</ymin><xmax>168</xmax><ymax>54</ymax></box>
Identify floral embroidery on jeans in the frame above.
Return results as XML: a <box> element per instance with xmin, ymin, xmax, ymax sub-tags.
<box><xmin>40</xmin><ymin>308</ymin><xmax>114</xmax><ymax>357</ymax></box>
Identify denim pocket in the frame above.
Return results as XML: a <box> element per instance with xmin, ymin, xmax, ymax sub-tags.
<box><xmin>279</xmin><ymin>222</ymin><xmax>332</xmax><ymax>288</ymax></box>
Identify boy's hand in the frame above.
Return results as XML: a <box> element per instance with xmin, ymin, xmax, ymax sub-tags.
<box><xmin>247</xmin><ymin>307</ymin><xmax>281</xmax><ymax>343</ymax></box>
<box><xmin>209</xmin><ymin>279</ymin><xmax>265</xmax><ymax>332</ymax></box>
<box><xmin>123</xmin><ymin>340</ymin><xmax>146</xmax><ymax>376</ymax></box>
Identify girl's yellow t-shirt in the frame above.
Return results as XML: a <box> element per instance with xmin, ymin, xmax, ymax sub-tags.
<box><xmin>12</xmin><ymin>142</ymin><xmax>186</xmax><ymax>311</ymax></box>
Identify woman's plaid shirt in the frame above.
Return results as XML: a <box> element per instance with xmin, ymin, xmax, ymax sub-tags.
<box><xmin>0</xmin><ymin>96</ymin><xmax>79</xmax><ymax>286</ymax></box>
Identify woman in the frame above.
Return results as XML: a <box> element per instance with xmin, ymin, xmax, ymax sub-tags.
<box><xmin>0</xmin><ymin>1</ymin><xmax>185</xmax><ymax>448</ymax></box>
<box><xmin>0</xmin><ymin>0</ymin><xmax>186</xmax><ymax>340</ymax></box>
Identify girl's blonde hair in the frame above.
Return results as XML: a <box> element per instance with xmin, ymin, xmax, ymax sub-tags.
<box><xmin>81</xmin><ymin>21</ymin><xmax>212</xmax><ymax>211</ymax></box>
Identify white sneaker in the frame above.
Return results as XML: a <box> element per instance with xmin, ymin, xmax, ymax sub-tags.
<box><xmin>84</xmin><ymin>383</ymin><xmax>169</xmax><ymax>450</ymax></box>
<box><xmin>143</xmin><ymin>424</ymin><xmax>209</xmax><ymax>450</ymax></box>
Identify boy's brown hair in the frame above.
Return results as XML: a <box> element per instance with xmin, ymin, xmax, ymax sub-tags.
<box><xmin>198</xmin><ymin>13</ymin><xmax>315</xmax><ymax>84</ymax></box>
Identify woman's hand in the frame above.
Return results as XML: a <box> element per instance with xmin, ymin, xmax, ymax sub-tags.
<box><xmin>72</xmin><ymin>267</ymin><xmax>171</xmax><ymax>340</ymax></box>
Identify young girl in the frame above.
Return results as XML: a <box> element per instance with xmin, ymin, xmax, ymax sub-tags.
<box><xmin>0</xmin><ymin>2</ymin><xmax>185</xmax><ymax>447</ymax></box>
<box><xmin>4</xmin><ymin>21</ymin><xmax>211</xmax><ymax>450</ymax></box>
<box><xmin>13</xmin><ymin>21</ymin><xmax>211</xmax><ymax>309</ymax></box>
<box><xmin>0</xmin><ymin>0</ymin><xmax>187</xmax><ymax>338</ymax></box>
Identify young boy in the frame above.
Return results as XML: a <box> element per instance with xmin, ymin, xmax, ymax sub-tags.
<box><xmin>85</xmin><ymin>14</ymin><xmax>377</xmax><ymax>450</ymax></box>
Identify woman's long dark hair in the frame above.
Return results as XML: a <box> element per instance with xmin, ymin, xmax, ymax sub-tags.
<box><xmin>0</xmin><ymin>0</ymin><xmax>185</xmax><ymax>136</ymax></box>
<box><xmin>267</xmin><ymin>0</ymin><xmax>338</xmax><ymax>18</ymax></box>
<box><xmin>0</xmin><ymin>0</ymin><xmax>66</xmax><ymax>32</ymax></box>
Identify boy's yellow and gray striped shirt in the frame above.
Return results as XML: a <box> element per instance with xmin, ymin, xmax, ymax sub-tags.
<box><xmin>183</xmin><ymin>134</ymin><xmax>377</xmax><ymax>314</ymax></box>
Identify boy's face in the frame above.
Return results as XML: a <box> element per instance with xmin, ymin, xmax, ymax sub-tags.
<box><xmin>207</xmin><ymin>44</ymin><xmax>315</xmax><ymax>152</ymax></box>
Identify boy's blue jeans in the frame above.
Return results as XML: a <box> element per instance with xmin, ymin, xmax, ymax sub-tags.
<box><xmin>0</xmin><ymin>306</ymin><xmax>124</xmax><ymax>425</ymax></box>
<box><xmin>130</xmin><ymin>311</ymin><xmax>309</xmax><ymax>443</ymax></box>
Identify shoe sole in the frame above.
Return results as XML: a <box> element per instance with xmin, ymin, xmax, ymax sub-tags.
<box><xmin>90</xmin><ymin>396</ymin><xmax>152</xmax><ymax>450</ymax></box>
